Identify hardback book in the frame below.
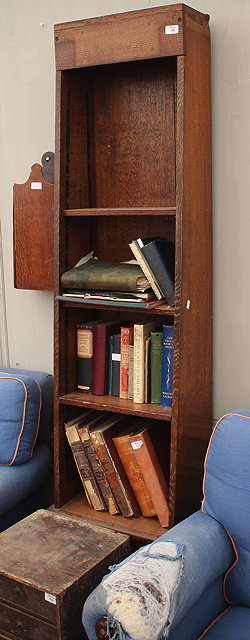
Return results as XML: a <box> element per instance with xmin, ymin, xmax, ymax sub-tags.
<box><xmin>89</xmin><ymin>414</ymin><xmax>141</xmax><ymax>518</ymax></box>
<box><xmin>63</xmin><ymin>289</ymin><xmax>156</xmax><ymax>302</ymax></box>
<box><xmin>92</xmin><ymin>321</ymin><xmax>120</xmax><ymax>395</ymax></box>
<box><xmin>129</xmin><ymin>421</ymin><xmax>170</xmax><ymax>528</ymax></box>
<box><xmin>144</xmin><ymin>335</ymin><xmax>151</xmax><ymax>404</ymax></box>
<box><xmin>150</xmin><ymin>330</ymin><xmax>163</xmax><ymax>404</ymax></box>
<box><xmin>128</xmin><ymin>344</ymin><xmax>134</xmax><ymax>400</ymax></box>
<box><xmin>119</xmin><ymin>326</ymin><xmax>134</xmax><ymax>399</ymax></box>
<box><xmin>61</xmin><ymin>257</ymin><xmax>150</xmax><ymax>293</ymax></box>
<box><xmin>133</xmin><ymin>320</ymin><xmax>160</xmax><ymax>403</ymax></box>
<box><xmin>76</xmin><ymin>321</ymin><xmax>98</xmax><ymax>393</ymax></box>
<box><xmin>112</xmin><ymin>421</ymin><xmax>157</xmax><ymax>517</ymax></box>
<box><xmin>64</xmin><ymin>412</ymin><xmax>106</xmax><ymax>511</ymax></box>
<box><xmin>161</xmin><ymin>324</ymin><xmax>174</xmax><ymax>408</ymax></box>
<box><xmin>77</xmin><ymin>412</ymin><xmax>120</xmax><ymax>515</ymax></box>
<box><xmin>110</xmin><ymin>333</ymin><xmax>121</xmax><ymax>397</ymax></box>
<box><xmin>129</xmin><ymin>238</ymin><xmax>163</xmax><ymax>300</ymax></box>
<box><xmin>138</xmin><ymin>238</ymin><xmax>175</xmax><ymax>306</ymax></box>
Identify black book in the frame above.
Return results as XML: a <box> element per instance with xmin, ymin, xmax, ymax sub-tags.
<box><xmin>110</xmin><ymin>333</ymin><xmax>121</xmax><ymax>396</ymax></box>
<box><xmin>138</xmin><ymin>238</ymin><xmax>175</xmax><ymax>306</ymax></box>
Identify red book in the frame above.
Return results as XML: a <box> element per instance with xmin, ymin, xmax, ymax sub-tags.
<box><xmin>92</xmin><ymin>322</ymin><xmax>120</xmax><ymax>395</ymax></box>
<box><xmin>119</xmin><ymin>325</ymin><xmax>134</xmax><ymax>399</ymax></box>
<box><xmin>129</xmin><ymin>421</ymin><xmax>170</xmax><ymax>527</ymax></box>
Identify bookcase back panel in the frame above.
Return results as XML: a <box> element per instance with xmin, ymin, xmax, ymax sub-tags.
<box><xmin>91</xmin><ymin>62</ymin><xmax>176</xmax><ymax>207</ymax></box>
<box><xmin>94</xmin><ymin>215</ymin><xmax>176</xmax><ymax>263</ymax></box>
<box><xmin>62</xmin><ymin>60</ymin><xmax>176</xmax><ymax>210</ymax></box>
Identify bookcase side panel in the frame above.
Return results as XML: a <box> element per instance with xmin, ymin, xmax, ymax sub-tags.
<box><xmin>170</xmin><ymin>15</ymin><xmax>212</xmax><ymax>524</ymax></box>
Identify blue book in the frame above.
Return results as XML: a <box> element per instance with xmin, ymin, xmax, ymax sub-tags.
<box><xmin>161</xmin><ymin>325</ymin><xmax>174</xmax><ymax>407</ymax></box>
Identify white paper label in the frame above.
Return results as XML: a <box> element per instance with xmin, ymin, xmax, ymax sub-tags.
<box><xmin>165</xmin><ymin>25</ymin><xmax>179</xmax><ymax>35</ymax></box>
<box><xmin>131</xmin><ymin>440</ymin><xmax>143</xmax><ymax>450</ymax></box>
<box><xmin>186</xmin><ymin>299</ymin><xmax>191</xmax><ymax>309</ymax></box>
<box><xmin>45</xmin><ymin>592</ymin><xmax>56</xmax><ymax>605</ymax></box>
<box><xmin>112</xmin><ymin>353</ymin><xmax>121</xmax><ymax>361</ymax></box>
<box><xmin>31</xmin><ymin>182</ymin><xmax>42</xmax><ymax>189</ymax></box>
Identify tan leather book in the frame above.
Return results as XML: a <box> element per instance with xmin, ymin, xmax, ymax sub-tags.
<box><xmin>64</xmin><ymin>413</ymin><xmax>106</xmax><ymax>511</ymax></box>
<box><xmin>89</xmin><ymin>415</ymin><xmax>141</xmax><ymax>518</ymax></box>
<box><xmin>129</xmin><ymin>421</ymin><xmax>170</xmax><ymax>527</ymax></box>
<box><xmin>112</xmin><ymin>424</ymin><xmax>157</xmax><ymax>517</ymax></box>
<box><xmin>77</xmin><ymin>412</ymin><xmax>120</xmax><ymax>515</ymax></box>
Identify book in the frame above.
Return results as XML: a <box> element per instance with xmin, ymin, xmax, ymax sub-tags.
<box><xmin>57</xmin><ymin>295</ymin><xmax>164</xmax><ymax>309</ymax></box>
<box><xmin>144</xmin><ymin>336</ymin><xmax>151</xmax><ymax>404</ymax></box>
<box><xmin>150</xmin><ymin>331</ymin><xmax>163</xmax><ymax>404</ymax></box>
<box><xmin>92</xmin><ymin>321</ymin><xmax>120</xmax><ymax>395</ymax></box>
<box><xmin>112</xmin><ymin>422</ymin><xmax>157</xmax><ymax>517</ymax></box>
<box><xmin>129</xmin><ymin>421</ymin><xmax>170</xmax><ymax>527</ymax></box>
<box><xmin>63</xmin><ymin>289</ymin><xmax>156</xmax><ymax>302</ymax></box>
<box><xmin>133</xmin><ymin>320</ymin><xmax>160</xmax><ymax>403</ymax></box>
<box><xmin>128</xmin><ymin>345</ymin><xmax>134</xmax><ymax>400</ymax></box>
<box><xmin>161</xmin><ymin>325</ymin><xmax>174</xmax><ymax>408</ymax></box>
<box><xmin>138</xmin><ymin>238</ymin><xmax>175</xmax><ymax>306</ymax></box>
<box><xmin>64</xmin><ymin>412</ymin><xmax>106</xmax><ymax>511</ymax></box>
<box><xmin>76</xmin><ymin>321</ymin><xmax>98</xmax><ymax>393</ymax></box>
<box><xmin>61</xmin><ymin>257</ymin><xmax>150</xmax><ymax>292</ymax></box>
<box><xmin>89</xmin><ymin>414</ymin><xmax>141</xmax><ymax>518</ymax></box>
<box><xmin>119</xmin><ymin>326</ymin><xmax>134</xmax><ymax>399</ymax></box>
<box><xmin>129</xmin><ymin>237</ymin><xmax>163</xmax><ymax>300</ymax></box>
<box><xmin>77</xmin><ymin>412</ymin><xmax>120</xmax><ymax>515</ymax></box>
<box><xmin>110</xmin><ymin>333</ymin><xmax>121</xmax><ymax>397</ymax></box>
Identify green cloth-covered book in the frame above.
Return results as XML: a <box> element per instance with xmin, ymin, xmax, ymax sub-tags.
<box><xmin>61</xmin><ymin>258</ymin><xmax>150</xmax><ymax>293</ymax></box>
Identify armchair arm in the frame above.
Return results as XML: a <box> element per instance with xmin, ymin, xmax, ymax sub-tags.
<box><xmin>82</xmin><ymin>511</ymin><xmax>235</xmax><ymax>640</ymax></box>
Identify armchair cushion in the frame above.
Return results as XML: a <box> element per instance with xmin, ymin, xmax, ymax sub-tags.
<box><xmin>202</xmin><ymin>411</ymin><xmax>250</xmax><ymax>607</ymax></box>
<box><xmin>0</xmin><ymin>371</ymin><xmax>42</xmax><ymax>465</ymax></box>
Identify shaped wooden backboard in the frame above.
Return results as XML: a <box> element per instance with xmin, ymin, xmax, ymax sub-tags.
<box><xmin>13</xmin><ymin>157</ymin><xmax>54</xmax><ymax>291</ymax></box>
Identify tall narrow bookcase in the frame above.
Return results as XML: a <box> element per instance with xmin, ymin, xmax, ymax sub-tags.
<box><xmin>53</xmin><ymin>4</ymin><xmax>212</xmax><ymax>543</ymax></box>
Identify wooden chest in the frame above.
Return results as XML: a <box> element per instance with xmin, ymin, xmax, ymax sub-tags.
<box><xmin>0</xmin><ymin>509</ymin><xmax>129</xmax><ymax>640</ymax></box>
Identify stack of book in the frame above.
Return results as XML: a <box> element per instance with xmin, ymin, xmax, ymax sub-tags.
<box><xmin>65</xmin><ymin>411</ymin><xmax>170</xmax><ymax>527</ymax></box>
<box><xmin>129</xmin><ymin>236</ymin><xmax>175</xmax><ymax>306</ymax></box>
<box><xmin>77</xmin><ymin>321</ymin><xmax>174</xmax><ymax>406</ymax></box>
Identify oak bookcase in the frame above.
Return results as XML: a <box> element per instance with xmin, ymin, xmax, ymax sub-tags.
<box><xmin>53</xmin><ymin>3</ymin><xmax>212</xmax><ymax>543</ymax></box>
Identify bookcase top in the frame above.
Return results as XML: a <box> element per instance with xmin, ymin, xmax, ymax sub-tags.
<box><xmin>54</xmin><ymin>4</ymin><xmax>210</xmax><ymax>71</ymax></box>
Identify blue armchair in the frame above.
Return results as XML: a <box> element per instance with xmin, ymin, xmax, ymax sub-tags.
<box><xmin>82</xmin><ymin>411</ymin><xmax>250</xmax><ymax>639</ymax></box>
<box><xmin>0</xmin><ymin>367</ymin><xmax>53</xmax><ymax>532</ymax></box>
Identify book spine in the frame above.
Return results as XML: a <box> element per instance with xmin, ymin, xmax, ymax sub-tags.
<box><xmin>128</xmin><ymin>345</ymin><xmax>134</xmax><ymax>400</ymax></box>
<box><xmin>119</xmin><ymin>326</ymin><xmax>134</xmax><ymax>399</ymax></box>
<box><xmin>78</xmin><ymin>427</ymin><xmax>120</xmax><ymax>515</ymax></box>
<box><xmin>111</xmin><ymin>334</ymin><xmax>121</xmax><ymax>396</ymax></box>
<box><xmin>150</xmin><ymin>331</ymin><xmax>163</xmax><ymax>404</ymax></box>
<box><xmin>65</xmin><ymin>425</ymin><xmax>105</xmax><ymax>510</ymax></box>
<box><xmin>76</xmin><ymin>323</ymin><xmax>94</xmax><ymax>393</ymax></box>
<box><xmin>161</xmin><ymin>325</ymin><xmax>174</xmax><ymax>408</ymax></box>
<box><xmin>113</xmin><ymin>434</ymin><xmax>156</xmax><ymax>517</ymax></box>
<box><xmin>129</xmin><ymin>241</ymin><xmax>162</xmax><ymax>300</ymax></box>
<box><xmin>141</xmin><ymin>241</ymin><xmax>175</xmax><ymax>306</ymax></box>
<box><xmin>108</xmin><ymin>336</ymin><xmax>113</xmax><ymax>394</ymax></box>
<box><xmin>92</xmin><ymin>325</ymin><xmax>109</xmax><ymax>396</ymax></box>
<box><xmin>90</xmin><ymin>431</ymin><xmax>140</xmax><ymax>518</ymax></box>
<box><xmin>144</xmin><ymin>336</ymin><xmax>151</xmax><ymax>404</ymax></box>
<box><xmin>133</xmin><ymin>324</ymin><xmax>145</xmax><ymax>404</ymax></box>
<box><xmin>130</xmin><ymin>430</ymin><xmax>169</xmax><ymax>528</ymax></box>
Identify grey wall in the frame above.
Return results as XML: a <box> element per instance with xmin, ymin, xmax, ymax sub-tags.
<box><xmin>0</xmin><ymin>0</ymin><xmax>249</xmax><ymax>419</ymax></box>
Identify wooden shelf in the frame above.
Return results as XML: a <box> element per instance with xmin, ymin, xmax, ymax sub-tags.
<box><xmin>64</xmin><ymin>207</ymin><xmax>176</xmax><ymax>217</ymax></box>
<box><xmin>59</xmin><ymin>392</ymin><xmax>172</xmax><ymax>421</ymax></box>
<box><xmin>56</xmin><ymin>297</ymin><xmax>175</xmax><ymax>315</ymax></box>
<box><xmin>55</xmin><ymin>494</ymin><xmax>167</xmax><ymax>543</ymax></box>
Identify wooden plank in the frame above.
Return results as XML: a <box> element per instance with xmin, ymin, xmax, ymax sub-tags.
<box><xmin>64</xmin><ymin>207</ymin><xmax>176</xmax><ymax>216</ymax></box>
<box><xmin>13</xmin><ymin>164</ymin><xmax>54</xmax><ymax>290</ymax></box>
<box><xmin>59</xmin><ymin>391</ymin><xmax>172</xmax><ymax>420</ymax></box>
<box><xmin>56</xmin><ymin>498</ymin><xmax>166</xmax><ymax>543</ymax></box>
<box><xmin>54</xmin><ymin>5</ymin><xmax>187</xmax><ymax>70</ymax></box>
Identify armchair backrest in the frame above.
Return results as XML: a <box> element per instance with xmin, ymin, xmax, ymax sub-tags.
<box><xmin>202</xmin><ymin>411</ymin><xmax>250</xmax><ymax>607</ymax></box>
